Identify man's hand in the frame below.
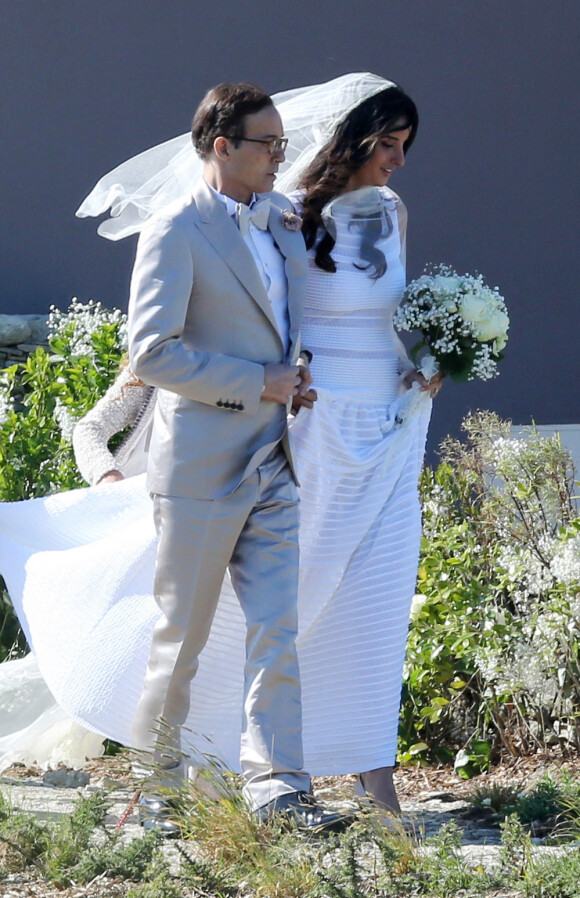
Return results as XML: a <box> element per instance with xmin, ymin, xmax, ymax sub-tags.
<box><xmin>262</xmin><ymin>363</ymin><xmax>302</xmax><ymax>405</ymax></box>
<box><xmin>291</xmin><ymin>358</ymin><xmax>318</xmax><ymax>414</ymax></box>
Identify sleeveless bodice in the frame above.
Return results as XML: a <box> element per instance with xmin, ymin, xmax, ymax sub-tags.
<box><xmin>302</xmin><ymin>193</ymin><xmax>405</xmax><ymax>402</ymax></box>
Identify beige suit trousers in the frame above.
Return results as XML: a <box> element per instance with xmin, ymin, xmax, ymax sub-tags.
<box><xmin>132</xmin><ymin>448</ymin><xmax>310</xmax><ymax>809</ymax></box>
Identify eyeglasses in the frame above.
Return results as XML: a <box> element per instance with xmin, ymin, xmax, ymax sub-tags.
<box><xmin>225</xmin><ymin>136</ymin><xmax>288</xmax><ymax>154</ymax></box>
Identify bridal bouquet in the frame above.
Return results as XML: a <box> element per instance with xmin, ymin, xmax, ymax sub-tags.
<box><xmin>394</xmin><ymin>265</ymin><xmax>509</xmax><ymax>381</ymax></box>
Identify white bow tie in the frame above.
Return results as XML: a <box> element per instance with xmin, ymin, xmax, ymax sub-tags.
<box><xmin>235</xmin><ymin>198</ymin><xmax>271</xmax><ymax>236</ymax></box>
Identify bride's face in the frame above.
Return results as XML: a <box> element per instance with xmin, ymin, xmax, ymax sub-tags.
<box><xmin>346</xmin><ymin>122</ymin><xmax>411</xmax><ymax>192</ymax></box>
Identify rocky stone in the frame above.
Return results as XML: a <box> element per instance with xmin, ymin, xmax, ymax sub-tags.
<box><xmin>91</xmin><ymin>775</ymin><xmax>126</xmax><ymax>790</ymax></box>
<box><xmin>0</xmin><ymin>351</ymin><xmax>26</xmax><ymax>367</ymax></box>
<box><xmin>0</xmin><ymin>315</ymin><xmax>32</xmax><ymax>346</ymax></box>
<box><xmin>420</xmin><ymin>790</ymin><xmax>458</xmax><ymax>802</ymax></box>
<box><xmin>22</xmin><ymin>314</ymin><xmax>50</xmax><ymax>344</ymax></box>
<box><xmin>17</xmin><ymin>343</ymin><xmax>45</xmax><ymax>353</ymax></box>
<box><xmin>42</xmin><ymin>768</ymin><xmax>91</xmax><ymax>788</ymax></box>
<box><xmin>0</xmin><ymin>352</ymin><xmax>26</xmax><ymax>372</ymax></box>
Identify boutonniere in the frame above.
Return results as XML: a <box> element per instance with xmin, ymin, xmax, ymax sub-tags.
<box><xmin>281</xmin><ymin>210</ymin><xmax>303</xmax><ymax>232</ymax></box>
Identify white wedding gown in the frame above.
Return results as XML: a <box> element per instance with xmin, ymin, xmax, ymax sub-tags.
<box><xmin>0</xmin><ymin>189</ymin><xmax>431</xmax><ymax>774</ymax></box>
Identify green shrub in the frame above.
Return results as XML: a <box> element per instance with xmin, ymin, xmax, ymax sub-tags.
<box><xmin>0</xmin><ymin>808</ymin><xmax>51</xmax><ymax>872</ymax></box>
<box><xmin>56</xmin><ymin>829</ymin><xmax>163</xmax><ymax>888</ymax></box>
<box><xmin>0</xmin><ymin>581</ymin><xmax>26</xmax><ymax>662</ymax></box>
<box><xmin>0</xmin><ymin>299</ymin><xmax>127</xmax><ymax>503</ymax></box>
<box><xmin>127</xmin><ymin>860</ymin><xmax>182</xmax><ymax>898</ymax></box>
<box><xmin>0</xmin><ymin>299</ymin><xmax>127</xmax><ymax>658</ymax></box>
<box><xmin>43</xmin><ymin>790</ymin><xmax>111</xmax><ymax>884</ymax></box>
<box><xmin>498</xmin><ymin>813</ymin><xmax>580</xmax><ymax>897</ymax></box>
<box><xmin>6</xmin><ymin>778</ymin><xmax>580</xmax><ymax>897</ymax></box>
<box><xmin>402</xmin><ymin>411</ymin><xmax>580</xmax><ymax>765</ymax></box>
<box><xmin>468</xmin><ymin>768</ymin><xmax>580</xmax><ymax>839</ymax></box>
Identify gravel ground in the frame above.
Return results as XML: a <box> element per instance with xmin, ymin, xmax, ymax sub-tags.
<box><xmin>1</xmin><ymin>754</ymin><xmax>578</xmax><ymax>897</ymax></box>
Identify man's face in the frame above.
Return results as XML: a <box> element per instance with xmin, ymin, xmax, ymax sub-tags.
<box><xmin>224</xmin><ymin>106</ymin><xmax>286</xmax><ymax>202</ymax></box>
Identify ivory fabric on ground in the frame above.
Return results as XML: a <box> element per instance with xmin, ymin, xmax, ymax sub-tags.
<box><xmin>0</xmin><ymin>187</ymin><xmax>431</xmax><ymax>773</ymax></box>
<box><xmin>0</xmin><ymin>653</ymin><xmax>105</xmax><ymax>770</ymax></box>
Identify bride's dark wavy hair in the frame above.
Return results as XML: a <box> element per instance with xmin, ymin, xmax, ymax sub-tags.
<box><xmin>298</xmin><ymin>85</ymin><xmax>418</xmax><ymax>274</ymax></box>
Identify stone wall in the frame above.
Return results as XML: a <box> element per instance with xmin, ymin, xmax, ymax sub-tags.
<box><xmin>0</xmin><ymin>314</ymin><xmax>50</xmax><ymax>370</ymax></box>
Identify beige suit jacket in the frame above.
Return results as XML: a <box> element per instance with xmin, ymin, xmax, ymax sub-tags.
<box><xmin>127</xmin><ymin>178</ymin><xmax>307</xmax><ymax>500</ymax></box>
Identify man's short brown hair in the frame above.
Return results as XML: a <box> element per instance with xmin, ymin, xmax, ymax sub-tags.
<box><xmin>191</xmin><ymin>82</ymin><xmax>273</xmax><ymax>159</ymax></box>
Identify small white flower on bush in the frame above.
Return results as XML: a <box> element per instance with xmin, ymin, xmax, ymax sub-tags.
<box><xmin>491</xmin><ymin>437</ymin><xmax>527</xmax><ymax>467</ymax></box>
<box><xmin>53</xmin><ymin>399</ymin><xmax>77</xmax><ymax>443</ymax></box>
<box><xmin>551</xmin><ymin>535</ymin><xmax>580</xmax><ymax>586</ymax></box>
<box><xmin>0</xmin><ymin>390</ymin><xmax>13</xmax><ymax>426</ymax></box>
<box><xmin>498</xmin><ymin>542</ymin><xmax>556</xmax><ymax>602</ymax></box>
<box><xmin>410</xmin><ymin>593</ymin><xmax>427</xmax><ymax>617</ymax></box>
<box><xmin>48</xmin><ymin>298</ymin><xmax>128</xmax><ymax>357</ymax></box>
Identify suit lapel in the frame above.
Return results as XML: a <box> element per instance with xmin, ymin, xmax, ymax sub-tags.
<box><xmin>192</xmin><ymin>180</ymin><xmax>282</xmax><ymax>338</ymax></box>
<box><xmin>268</xmin><ymin>201</ymin><xmax>307</xmax><ymax>361</ymax></box>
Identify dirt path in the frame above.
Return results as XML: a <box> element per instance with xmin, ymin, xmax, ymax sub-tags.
<box><xmin>1</xmin><ymin>754</ymin><xmax>577</xmax><ymax>897</ymax></box>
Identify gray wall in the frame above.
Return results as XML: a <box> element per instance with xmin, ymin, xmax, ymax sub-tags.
<box><xmin>1</xmin><ymin>0</ymin><xmax>579</xmax><ymax>454</ymax></box>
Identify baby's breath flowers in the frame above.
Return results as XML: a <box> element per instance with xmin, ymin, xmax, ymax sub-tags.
<box><xmin>394</xmin><ymin>264</ymin><xmax>509</xmax><ymax>381</ymax></box>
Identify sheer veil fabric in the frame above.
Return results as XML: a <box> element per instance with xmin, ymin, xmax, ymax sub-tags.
<box><xmin>76</xmin><ymin>73</ymin><xmax>395</xmax><ymax>240</ymax></box>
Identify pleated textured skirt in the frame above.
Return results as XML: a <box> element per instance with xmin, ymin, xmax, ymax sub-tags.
<box><xmin>0</xmin><ymin>385</ymin><xmax>430</xmax><ymax>773</ymax></box>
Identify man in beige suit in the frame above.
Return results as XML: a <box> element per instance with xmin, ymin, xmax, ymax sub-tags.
<box><xmin>128</xmin><ymin>82</ymin><xmax>344</xmax><ymax>833</ymax></box>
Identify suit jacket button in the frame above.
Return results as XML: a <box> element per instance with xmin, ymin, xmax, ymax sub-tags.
<box><xmin>216</xmin><ymin>399</ymin><xmax>223</xmax><ymax>407</ymax></box>
<box><xmin>237</xmin><ymin>403</ymin><xmax>244</xmax><ymax>411</ymax></box>
<box><xmin>223</xmin><ymin>400</ymin><xmax>231</xmax><ymax>408</ymax></box>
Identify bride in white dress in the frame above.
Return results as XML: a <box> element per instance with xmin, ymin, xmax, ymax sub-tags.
<box><xmin>0</xmin><ymin>73</ymin><xmax>441</xmax><ymax>812</ymax></box>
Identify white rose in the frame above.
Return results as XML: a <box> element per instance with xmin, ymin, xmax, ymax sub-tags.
<box><xmin>435</xmin><ymin>275</ymin><xmax>462</xmax><ymax>294</ymax></box>
<box><xmin>476</xmin><ymin>309</ymin><xmax>510</xmax><ymax>342</ymax></box>
<box><xmin>458</xmin><ymin>292</ymin><xmax>488</xmax><ymax>325</ymax></box>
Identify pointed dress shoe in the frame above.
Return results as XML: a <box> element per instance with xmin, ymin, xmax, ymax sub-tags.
<box><xmin>138</xmin><ymin>794</ymin><xmax>180</xmax><ymax>837</ymax></box>
<box><xmin>255</xmin><ymin>790</ymin><xmax>354</xmax><ymax>833</ymax></box>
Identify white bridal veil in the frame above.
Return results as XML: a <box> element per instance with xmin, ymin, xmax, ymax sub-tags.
<box><xmin>76</xmin><ymin>72</ymin><xmax>395</xmax><ymax>240</ymax></box>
